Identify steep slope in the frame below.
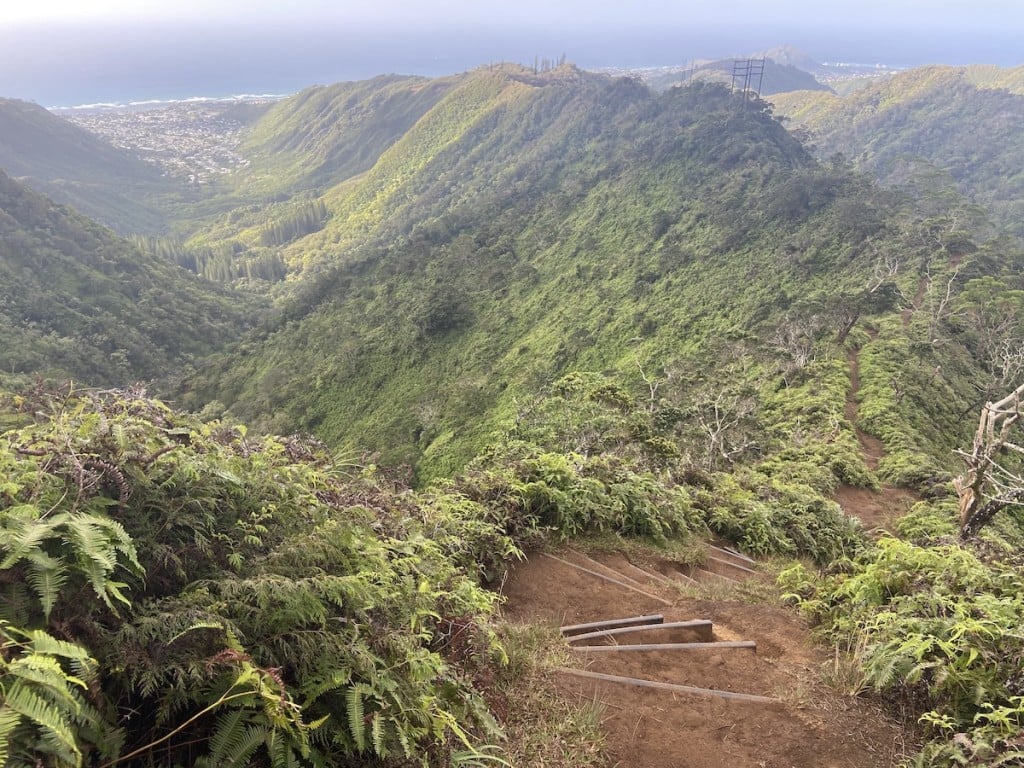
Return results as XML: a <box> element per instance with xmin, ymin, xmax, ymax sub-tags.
<box><xmin>182</xmin><ymin>65</ymin><xmax>1006</xmax><ymax>484</ymax></box>
<box><xmin>770</xmin><ymin>65</ymin><xmax>1024</xmax><ymax>237</ymax></box>
<box><xmin>0</xmin><ymin>170</ymin><xmax>259</xmax><ymax>386</ymax></box>
<box><xmin>239</xmin><ymin>74</ymin><xmax>459</xmax><ymax>195</ymax></box>
<box><xmin>0</xmin><ymin>98</ymin><xmax>181</xmax><ymax>233</ymax></box>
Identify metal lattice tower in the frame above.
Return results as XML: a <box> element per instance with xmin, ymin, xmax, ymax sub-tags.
<box><xmin>731</xmin><ymin>57</ymin><xmax>766</xmax><ymax>100</ymax></box>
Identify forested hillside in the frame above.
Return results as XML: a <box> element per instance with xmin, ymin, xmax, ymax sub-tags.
<box><xmin>182</xmin><ymin>65</ymin><xmax>1016</xmax><ymax>486</ymax></box>
<box><xmin>0</xmin><ymin>98</ymin><xmax>184</xmax><ymax>233</ymax></box>
<box><xmin>771</xmin><ymin>65</ymin><xmax>1024</xmax><ymax>238</ymax></box>
<box><xmin>238</xmin><ymin>74</ymin><xmax>458</xmax><ymax>196</ymax></box>
<box><xmin>0</xmin><ymin>170</ymin><xmax>260</xmax><ymax>386</ymax></box>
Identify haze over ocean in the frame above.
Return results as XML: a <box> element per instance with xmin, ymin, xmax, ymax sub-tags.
<box><xmin>2</xmin><ymin>21</ymin><xmax>1021</xmax><ymax>107</ymax></box>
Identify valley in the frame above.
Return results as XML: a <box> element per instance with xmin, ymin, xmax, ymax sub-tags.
<box><xmin>2</xmin><ymin>48</ymin><xmax>1024</xmax><ymax>768</ymax></box>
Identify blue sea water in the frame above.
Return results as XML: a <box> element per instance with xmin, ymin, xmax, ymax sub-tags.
<box><xmin>1</xmin><ymin>21</ymin><xmax>1020</xmax><ymax>108</ymax></box>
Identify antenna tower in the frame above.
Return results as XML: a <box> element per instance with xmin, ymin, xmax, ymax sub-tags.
<box><xmin>731</xmin><ymin>57</ymin><xmax>766</xmax><ymax>101</ymax></box>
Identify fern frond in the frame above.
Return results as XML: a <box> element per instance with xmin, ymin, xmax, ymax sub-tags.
<box><xmin>24</xmin><ymin>629</ymin><xmax>95</xmax><ymax>663</ymax></box>
<box><xmin>370</xmin><ymin>713</ymin><xmax>387</xmax><ymax>758</ymax></box>
<box><xmin>207</xmin><ymin>708</ymin><xmax>248</xmax><ymax>764</ymax></box>
<box><xmin>225</xmin><ymin>724</ymin><xmax>269</xmax><ymax>766</ymax></box>
<box><xmin>26</xmin><ymin>550</ymin><xmax>67</xmax><ymax>620</ymax></box>
<box><xmin>346</xmin><ymin>686</ymin><xmax>366</xmax><ymax>752</ymax></box>
<box><xmin>4</xmin><ymin>683</ymin><xmax>81</xmax><ymax>765</ymax></box>
<box><xmin>0</xmin><ymin>508</ymin><xmax>53</xmax><ymax>569</ymax></box>
<box><xmin>0</xmin><ymin>706</ymin><xmax>21</xmax><ymax>767</ymax></box>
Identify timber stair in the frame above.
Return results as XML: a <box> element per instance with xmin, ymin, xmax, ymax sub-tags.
<box><xmin>550</xmin><ymin>547</ymin><xmax>778</xmax><ymax>705</ymax></box>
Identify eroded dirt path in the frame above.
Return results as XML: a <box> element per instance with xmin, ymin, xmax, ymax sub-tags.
<box><xmin>839</xmin><ymin>345</ymin><xmax>918</xmax><ymax>531</ymax></box>
<box><xmin>500</xmin><ymin>550</ymin><xmax>908</xmax><ymax>767</ymax></box>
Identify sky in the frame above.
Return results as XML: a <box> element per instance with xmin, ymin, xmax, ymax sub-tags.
<box><xmin>2</xmin><ymin>1</ymin><xmax>1022</xmax><ymax>106</ymax></box>
<box><xmin>3</xmin><ymin>0</ymin><xmax>1024</xmax><ymax>29</ymax></box>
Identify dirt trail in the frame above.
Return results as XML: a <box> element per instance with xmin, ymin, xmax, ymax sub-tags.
<box><xmin>839</xmin><ymin>346</ymin><xmax>918</xmax><ymax>531</ymax></box>
<box><xmin>500</xmin><ymin>550</ymin><xmax>907</xmax><ymax>767</ymax></box>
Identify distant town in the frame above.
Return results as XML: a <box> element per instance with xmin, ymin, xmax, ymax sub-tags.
<box><xmin>55</xmin><ymin>99</ymin><xmax>279</xmax><ymax>184</ymax></box>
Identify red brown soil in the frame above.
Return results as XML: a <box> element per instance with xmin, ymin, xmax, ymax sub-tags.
<box><xmin>500</xmin><ymin>552</ymin><xmax>908</xmax><ymax>768</ymax></box>
<box><xmin>845</xmin><ymin>349</ymin><xmax>884</xmax><ymax>472</ymax></box>
<box><xmin>841</xmin><ymin>346</ymin><xmax>921</xmax><ymax>531</ymax></box>
<box><xmin>835</xmin><ymin>485</ymin><xmax>918</xmax><ymax>533</ymax></box>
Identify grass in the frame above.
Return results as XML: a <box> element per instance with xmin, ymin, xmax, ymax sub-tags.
<box><xmin>493</xmin><ymin>622</ymin><xmax>611</xmax><ymax>768</ymax></box>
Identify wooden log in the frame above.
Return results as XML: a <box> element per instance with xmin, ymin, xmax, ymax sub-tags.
<box><xmin>705</xmin><ymin>555</ymin><xmax>759</xmax><ymax>578</ymax></box>
<box><xmin>566</xmin><ymin>619</ymin><xmax>712</xmax><ymax>644</ymax></box>
<box><xmin>571</xmin><ymin>640</ymin><xmax>756</xmax><ymax>653</ymax></box>
<box><xmin>565</xmin><ymin>549</ymin><xmax>646</xmax><ymax>588</ymax></box>
<box><xmin>540</xmin><ymin>553</ymin><xmax>672</xmax><ymax>606</ymax></box>
<box><xmin>556</xmin><ymin>668</ymin><xmax>780</xmax><ymax>704</ymax></box>
<box><xmin>560</xmin><ymin>614</ymin><xmax>664</xmax><ymax>636</ymax></box>
<box><xmin>708</xmin><ymin>543</ymin><xmax>757</xmax><ymax>565</ymax></box>
<box><xmin>615</xmin><ymin>559</ymin><xmax>680</xmax><ymax>588</ymax></box>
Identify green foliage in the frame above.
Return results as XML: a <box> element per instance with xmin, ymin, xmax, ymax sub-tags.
<box><xmin>772</xmin><ymin>65</ymin><xmax>1024</xmax><ymax>239</ymax></box>
<box><xmin>0</xmin><ymin>389</ymin><xmax>518</xmax><ymax>766</ymax></box>
<box><xmin>0</xmin><ymin>172</ymin><xmax>261</xmax><ymax>386</ymax></box>
<box><xmin>781</xmin><ymin>528</ymin><xmax>1024</xmax><ymax>765</ymax></box>
<box><xmin>0</xmin><ymin>622</ymin><xmax>119</xmax><ymax>768</ymax></box>
<box><xmin>456</xmin><ymin>442</ymin><xmax>703</xmax><ymax>544</ymax></box>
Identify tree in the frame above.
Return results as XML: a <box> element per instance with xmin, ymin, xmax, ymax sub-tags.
<box><xmin>954</xmin><ymin>380</ymin><xmax>1024</xmax><ymax>538</ymax></box>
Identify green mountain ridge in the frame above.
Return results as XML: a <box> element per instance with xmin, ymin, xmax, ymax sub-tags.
<box><xmin>182</xmin><ymin>65</ymin><xmax>1010</xmax><ymax>487</ymax></box>
<box><xmin>239</xmin><ymin>74</ymin><xmax>459</xmax><ymax>196</ymax></box>
<box><xmin>0</xmin><ymin>169</ymin><xmax>260</xmax><ymax>386</ymax></box>
<box><xmin>769</xmin><ymin>64</ymin><xmax>1024</xmax><ymax>238</ymax></box>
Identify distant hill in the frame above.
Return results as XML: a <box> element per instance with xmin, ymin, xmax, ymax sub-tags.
<box><xmin>643</xmin><ymin>57</ymin><xmax>830</xmax><ymax>95</ymax></box>
<box><xmin>238</xmin><ymin>75</ymin><xmax>458</xmax><ymax>196</ymax></box>
<box><xmin>0</xmin><ymin>170</ymin><xmax>259</xmax><ymax>386</ymax></box>
<box><xmin>182</xmin><ymin>65</ymin><xmax>1004</xmax><ymax>483</ymax></box>
<box><xmin>770</xmin><ymin>65</ymin><xmax>1024</xmax><ymax>237</ymax></box>
<box><xmin>0</xmin><ymin>98</ymin><xmax>182</xmax><ymax>233</ymax></box>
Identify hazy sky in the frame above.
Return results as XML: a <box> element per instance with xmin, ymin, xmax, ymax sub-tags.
<box><xmin>2</xmin><ymin>0</ymin><xmax>1022</xmax><ymax>105</ymax></box>
<box><xmin>4</xmin><ymin>0</ymin><xmax>1023</xmax><ymax>30</ymax></box>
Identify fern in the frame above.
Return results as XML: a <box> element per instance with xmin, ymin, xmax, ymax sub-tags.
<box><xmin>205</xmin><ymin>708</ymin><xmax>248</xmax><ymax>765</ymax></box>
<box><xmin>3</xmin><ymin>684</ymin><xmax>81</xmax><ymax>766</ymax></box>
<box><xmin>370</xmin><ymin>713</ymin><xmax>386</xmax><ymax>758</ymax></box>
<box><xmin>346</xmin><ymin>685</ymin><xmax>366</xmax><ymax>752</ymax></box>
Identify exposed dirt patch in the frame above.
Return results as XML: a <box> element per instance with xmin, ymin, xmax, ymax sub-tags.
<box><xmin>846</xmin><ymin>349</ymin><xmax>884</xmax><ymax>471</ymax></box>
<box><xmin>842</xmin><ymin>344</ymin><xmax>921</xmax><ymax>531</ymax></box>
<box><xmin>835</xmin><ymin>484</ymin><xmax>918</xmax><ymax>534</ymax></box>
<box><xmin>500</xmin><ymin>552</ymin><xmax>909</xmax><ymax>767</ymax></box>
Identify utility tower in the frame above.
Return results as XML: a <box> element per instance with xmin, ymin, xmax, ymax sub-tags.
<box><xmin>731</xmin><ymin>57</ymin><xmax>766</xmax><ymax>100</ymax></box>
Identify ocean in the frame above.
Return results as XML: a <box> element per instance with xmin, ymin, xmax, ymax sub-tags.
<box><xmin>1</xmin><ymin>21</ymin><xmax>1021</xmax><ymax>108</ymax></box>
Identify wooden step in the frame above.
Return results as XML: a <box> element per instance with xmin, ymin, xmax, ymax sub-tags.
<box><xmin>566</xmin><ymin>619</ymin><xmax>713</xmax><ymax>644</ymax></box>
<box><xmin>561</xmin><ymin>614</ymin><xmax>664</xmax><ymax>636</ymax></box>
<box><xmin>703</xmin><ymin>555</ymin><xmax>759</xmax><ymax>580</ymax></box>
<box><xmin>571</xmin><ymin>640</ymin><xmax>757</xmax><ymax>653</ymax></box>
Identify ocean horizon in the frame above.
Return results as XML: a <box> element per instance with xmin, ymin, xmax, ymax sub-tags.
<box><xmin>2</xmin><ymin>22</ymin><xmax>1021</xmax><ymax>108</ymax></box>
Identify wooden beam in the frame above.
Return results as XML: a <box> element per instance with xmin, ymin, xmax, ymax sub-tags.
<box><xmin>540</xmin><ymin>553</ymin><xmax>672</xmax><ymax>606</ymax></box>
<box><xmin>705</xmin><ymin>555</ymin><xmax>759</xmax><ymax>578</ymax></box>
<box><xmin>614</xmin><ymin>558</ymin><xmax>681</xmax><ymax>588</ymax></box>
<box><xmin>556</xmin><ymin>668</ymin><xmax>780</xmax><ymax>704</ymax></box>
<box><xmin>710</xmin><ymin>544</ymin><xmax>756</xmax><ymax>565</ymax></box>
<box><xmin>560</xmin><ymin>614</ymin><xmax>664</xmax><ymax>635</ymax></box>
<box><xmin>571</xmin><ymin>641</ymin><xmax>756</xmax><ymax>653</ymax></box>
<box><xmin>565</xmin><ymin>549</ymin><xmax>646</xmax><ymax>588</ymax></box>
<box><xmin>566</xmin><ymin>620</ymin><xmax>712</xmax><ymax>644</ymax></box>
